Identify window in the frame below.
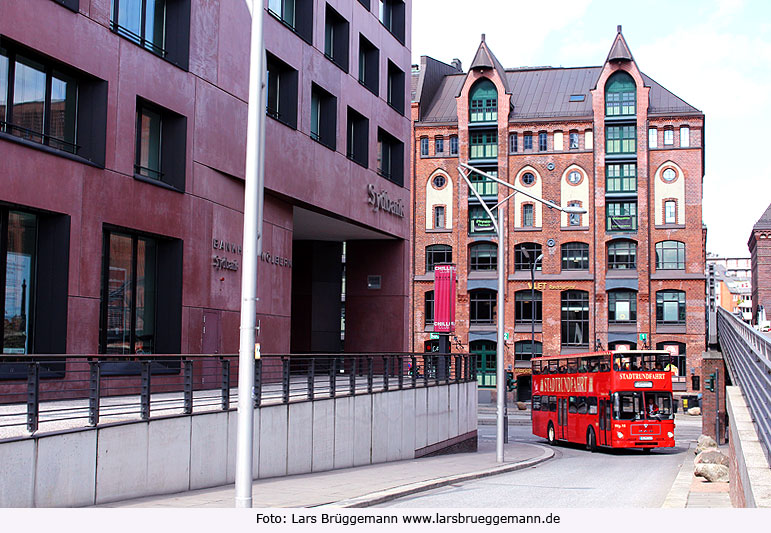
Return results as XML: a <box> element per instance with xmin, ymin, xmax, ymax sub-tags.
<box><xmin>51</xmin><ymin>0</ymin><xmax>79</xmax><ymax>11</ymax></box>
<box><xmin>387</xmin><ymin>60</ymin><xmax>405</xmax><ymax>114</ymax></box>
<box><xmin>432</xmin><ymin>175</ymin><xmax>446</xmax><ymax>189</ymax></box>
<box><xmin>433</xmin><ymin>206</ymin><xmax>445</xmax><ymax>229</ymax></box>
<box><xmin>450</xmin><ymin>135</ymin><xmax>458</xmax><ymax>156</ymax></box>
<box><xmin>606</xmin><ymin>201</ymin><xmax>637</xmax><ymax>231</ymax></box>
<box><xmin>656</xmin><ymin>341</ymin><xmax>686</xmax><ymax>376</ymax></box>
<box><xmin>648</xmin><ymin>127</ymin><xmax>657</xmax><ymax>148</ymax></box>
<box><xmin>100</xmin><ymin>228</ymin><xmax>183</xmax><ymax>355</ymax></box>
<box><xmin>469</xmin><ymin>168</ymin><xmax>497</xmax><ymax>196</ymax></box>
<box><xmin>135</xmin><ymin>98</ymin><xmax>187</xmax><ymax>190</ymax></box>
<box><xmin>310</xmin><ymin>83</ymin><xmax>336</xmax><ymax>150</ymax></box>
<box><xmin>608</xmin><ymin>240</ymin><xmax>637</xmax><ymax>269</ymax></box>
<box><xmin>358</xmin><ymin>35</ymin><xmax>379</xmax><ymax>95</ymax></box>
<box><xmin>515</xmin><ymin>290</ymin><xmax>542</xmax><ymax>325</ymax></box>
<box><xmin>346</xmin><ymin>107</ymin><xmax>368</xmax><ymax>167</ymax></box>
<box><xmin>0</xmin><ymin>209</ymin><xmax>69</xmax><ymax>364</ymax></box>
<box><xmin>605</xmin><ymin>71</ymin><xmax>635</xmax><ymax>116</ymax></box>
<box><xmin>469</xmin><ymin>79</ymin><xmax>497</xmax><ymax>122</ymax></box>
<box><xmin>656</xmin><ymin>241</ymin><xmax>685</xmax><ymax>270</ymax></box>
<box><xmin>523</xmin><ymin>133</ymin><xmax>532</xmax><ymax>150</ymax></box>
<box><xmin>521</xmin><ymin>172</ymin><xmax>535</xmax><ymax>186</ymax></box>
<box><xmin>568</xmin><ymin>201</ymin><xmax>582</xmax><ymax>226</ymax></box>
<box><xmin>567</xmin><ymin>171</ymin><xmax>581</xmax><ymax>185</ymax></box>
<box><xmin>608</xmin><ymin>290</ymin><xmax>637</xmax><ymax>324</ymax></box>
<box><xmin>0</xmin><ymin>46</ymin><xmax>107</xmax><ymax>165</ymax></box>
<box><xmin>561</xmin><ymin>242</ymin><xmax>589</xmax><ymax>270</ymax></box>
<box><xmin>569</xmin><ymin>131</ymin><xmax>579</xmax><ymax>149</ymax></box>
<box><xmin>538</xmin><ymin>131</ymin><xmax>547</xmax><ymax>151</ymax></box>
<box><xmin>469</xmin><ymin>131</ymin><xmax>497</xmax><ymax>159</ymax></box>
<box><xmin>656</xmin><ymin>290</ymin><xmax>686</xmax><ymax>325</ymax></box>
<box><xmin>561</xmin><ymin>290</ymin><xmax>589</xmax><ymax>347</ymax></box>
<box><xmin>680</xmin><ymin>126</ymin><xmax>689</xmax><ymax>148</ymax></box>
<box><xmin>514</xmin><ymin>243</ymin><xmax>542</xmax><ymax>271</ymax></box>
<box><xmin>509</xmin><ymin>133</ymin><xmax>517</xmax><ymax>153</ymax></box>
<box><xmin>324</xmin><ymin>4</ymin><xmax>349</xmax><ymax>71</ymax></box>
<box><xmin>662</xmin><ymin>168</ymin><xmax>677</xmax><ymax>182</ymax></box>
<box><xmin>515</xmin><ymin>341</ymin><xmax>542</xmax><ymax>361</ymax></box>
<box><xmin>664</xmin><ymin>200</ymin><xmax>677</xmax><ymax>224</ymax></box>
<box><xmin>378</xmin><ymin>0</ymin><xmax>405</xmax><ymax>43</ymax></box>
<box><xmin>470</xmin><ymin>289</ymin><xmax>496</xmax><ymax>325</ymax></box>
<box><xmin>606</xmin><ymin>125</ymin><xmax>636</xmax><ymax>154</ymax></box>
<box><xmin>522</xmin><ymin>204</ymin><xmax>534</xmax><ymax>227</ymax></box>
<box><xmin>377</xmin><ymin>127</ymin><xmax>403</xmax><ymax>185</ymax></box>
<box><xmin>468</xmin><ymin>205</ymin><xmax>495</xmax><ymax>234</ymax></box>
<box><xmin>420</xmin><ymin>137</ymin><xmax>428</xmax><ymax>157</ymax></box>
<box><xmin>425</xmin><ymin>244</ymin><xmax>451</xmax><ymax>271</ymax></box>
<box><xmin>267</xmin><ymin>0</ymin><xmax>313</xmax><ymax>43</ymax></box>
<box><xmin>664</xmin><ymin>128</ymin><xmax>674</xmax><ymax>145</ymax></box>
<box><xmin>434</xmin><ymin>136</ymin><xmax>444</xmax><ymax>155</ymax></box>
<box><xmin>110</xmin><ymin>0</ymin><xmax>191</xmax><ymax>68</ymax></box>
<box><xmin>606</xmin><ymin>163</ymin><xmax>637</xmax><ymax>193</ymax></box>
<box><xmin>469</xmin><ymin>242</ymin><xmax>497</xmax><ymax>271</ymax></box>
<box><xmin>266</xmin><ymin>52</ymin><xmax>298</xmax><ymax>128</ymax></box>
<box><xmin>424</xmin><ymin>291</ymin><xmax>434</xmax><ymax>325</ymax></box>
<box><xmin>569</xmin><ymin>94</ymin><xmax>585</xmax><ymax>102</ymax></box>
<box><xmin>357</xmin><ymin>0</ymin><xmax>370</xmax><ymax>9</ymax></box>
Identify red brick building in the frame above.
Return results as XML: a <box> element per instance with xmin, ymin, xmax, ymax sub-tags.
<box><xmin>410</xmin><ymin>29</ymin><xmax>706</xmax><ymax>399</ymax></box>
<box><xmin>749</xmin><ymin>203</ymin><xmax>771</xmax><ymax>325</ymax></box>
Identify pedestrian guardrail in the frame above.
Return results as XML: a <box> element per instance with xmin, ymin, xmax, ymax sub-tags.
<box><xmin>717</xmin><ymin>307</ymin><xmax>771</xmax><ymax>466</ymax></box>
<box><xmin>0</xmin><ymin>352</ymin><xmax>475</xmax><ymax>440</ymax></box>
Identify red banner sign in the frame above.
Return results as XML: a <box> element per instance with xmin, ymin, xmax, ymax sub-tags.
<box><xmin>434</xmin><ymin>263</ymin><xmax>456</xmax><ymax>333</ymax></box>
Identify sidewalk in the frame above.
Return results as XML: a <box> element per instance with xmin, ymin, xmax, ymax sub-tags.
<box><xmin>662</xmin><ymin>441</ymin><xmax>732</xmax><ymax>508</ymax></box>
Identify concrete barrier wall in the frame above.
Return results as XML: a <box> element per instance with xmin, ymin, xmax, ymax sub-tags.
<box><xmin>726</xmin><ymin>386</ymin><xmax>771</xmax><ymax>508</ymax></box>
<box><xmin>0</xmin><ymin>382</ymin><xmax>477</xmax><ymax>507</ymax></box>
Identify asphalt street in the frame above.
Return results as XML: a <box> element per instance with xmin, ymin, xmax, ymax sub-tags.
<box><xmin>378</xmin><ymin>415</ymin><xmax>703</xmax><ymax>508</ymax></box>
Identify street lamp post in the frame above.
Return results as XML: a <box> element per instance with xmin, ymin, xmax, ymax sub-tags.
<box><xmin>458</xmin><ymin>162</ymin><xmax>585</xmax><ymax>463</ymax></box>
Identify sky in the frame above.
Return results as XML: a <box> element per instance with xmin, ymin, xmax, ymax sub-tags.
<box><xmin>411</xmin><ymin>0</ymin><xmax>771</xmax><ymax>257</ymax></box>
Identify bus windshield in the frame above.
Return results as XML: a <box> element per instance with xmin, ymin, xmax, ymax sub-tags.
<box><xmin>613</xmin><ymin>391</ymin><xmax>673</xmax><ymax>421</ymax></box>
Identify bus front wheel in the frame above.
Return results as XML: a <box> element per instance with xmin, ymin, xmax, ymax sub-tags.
<box><xmin>586</xmin><ymin>427</ymin><xmax>597</xmax><ymax>452</ymax></box>
<box><xmin>547</xmin><ymin>423</ymin><xmax>556</xmax><ymax>445</ymax></box>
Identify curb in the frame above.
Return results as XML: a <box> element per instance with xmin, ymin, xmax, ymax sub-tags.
<box><xmin>661</xmin><ymin>442</ymin><xmax>695</xmax><ymax>508</ymax></box>
<box><xmin>317</xmin><ymin>444</ymin><xmax>555</xmax><ymax>508</ymax></box>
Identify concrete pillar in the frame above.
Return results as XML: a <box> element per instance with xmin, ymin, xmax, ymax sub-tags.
<box><xmin>701</xmin><ymin>350</ymin><xmax>727</xmax><ymax>444</ymax></box>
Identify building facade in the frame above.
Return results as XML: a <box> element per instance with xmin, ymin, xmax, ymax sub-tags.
<box><xmin>748</xmin><ymin>203</ymin><xmax>771</xmax><ymax>325</ymax></box>
<box><xmin>0</xmin><ymin>0</ymin><xmax>412</xmax><ymax>369</ymax></box>
<box><xmin>411</xmin><ymin>29</ymin><xmax>706</xmax><ymax>398</ymax></box>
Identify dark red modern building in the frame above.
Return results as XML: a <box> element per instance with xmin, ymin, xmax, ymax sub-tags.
<box><xmin>0</xmin><ymin>0</ymin><xmax>412</xmax><ymax>366</ymax></box>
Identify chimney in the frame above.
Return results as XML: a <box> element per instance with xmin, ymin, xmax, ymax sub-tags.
<box><xmin>481</xmin><ymin>33</ymin><xmax>486</xmax><ymax>42</ymax></box>
<box><xmin>617</xmin><ymin>25</ymin><xmax>622</xmax><ymax>33</ymax></box>
<box><xmin>451</xmin><ymin>58</ymin><xmax>462</xmax><ymax>72</ymax></box>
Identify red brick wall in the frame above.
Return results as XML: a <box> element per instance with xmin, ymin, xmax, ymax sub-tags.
<box><xmin>700</xmin><ymin>356</ymin><xmax>726</xmax><ymax>443</ymax></box>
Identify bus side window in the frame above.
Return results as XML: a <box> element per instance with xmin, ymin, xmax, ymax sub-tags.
<box><xmin>568</xmin><ymin>396</ymin><xmax>577</xmax><ymax>414</ymax></box>
<box><xmin>587</xmin><ymin>397</ymin><xmax>597</xmax><ymax>415</ymax></box>
<box><xmin>577</xmin><ymin>396</ymin><xmax>587</xmax><ymax>414</ymax></box>
<box><xmin>532</xmin><ymin>395</ymin><xmax>541</xmax><ymax>411</ymax></box>
<box><xmin>549</xmin><ymin>396</ymin><xmax>557</xmax><ymax>412</ymax></box>
<box><xmin>600</xmin><ymin>355</ymin><xmax>611</xmax><ymax>372</ymax></box>
<box><xmin>567</xmin><ymin>359</ymin><xmax>578</xmax><ymax>374</ymax></box>
<box><xmin>532</xmin><ymin>361</ymin><xmax>541</xmax><ymax>375</ymax></box>
<box><xmin>558</xmin><ymin>360</ymin><xmax>568</xmax><ymax>374</ymax></box>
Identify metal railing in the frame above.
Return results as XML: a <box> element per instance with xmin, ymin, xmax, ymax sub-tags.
<box><xmin>0</xmin><ymin>352</ymin><xmax>475</xmax><ymax>441</ymax></box>
<box><xmin>717</xmin><ymin>307</ymin><xmax>771</xmax><ymax>466</ymax></box>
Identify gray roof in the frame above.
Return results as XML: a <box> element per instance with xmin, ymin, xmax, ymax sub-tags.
<box><xmin>753</xmin><ymin>203</ymin><xmax>771</xmax><ymax>231</ymax></box>
<box><xmin>418</xmin><ymin>66</ymin><xmax>701</xmax><ymax>124</ymax></box>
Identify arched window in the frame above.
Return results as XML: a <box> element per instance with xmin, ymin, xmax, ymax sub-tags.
<box><xmin>561</xmin><ymin>242</ymin><xmax>589</xmax><ymax>270</ymax></box>
<box><xmin>469</xmin><ymin>242</ymin><xmax>497</xmax><ymax>271</ymax></box>
<box><xmin>561</xmin><ymin>290</ymin><xmax>589</xmax><ymax>347</ymax></box>
<box><xmin>514</xmin><ymin>243</ymin><xmax>542</xmax><ymax>271</ymax></box>
<box><xmin>608</xmin><ymin>290</ymin><xmax>637</xmax><ymax>324</ymax></box>
<box><xmin>515</xmin><ymin>290</ymin><xmax>542</xmax><ymax>325</ymax></box>
<box><xmin>656</xmin><ymin>290</ymin><xmax>686</xmax><ymax>325</ymax></box>
<box><xmin>469</xmin><ymin>79</ymin><xmax>497</xmax><ymax>122</ymax></box>
<box><xmin>469</xmin><ymin>289</ymin><xmax>496</xmax><ymax>325</ymax></box>
<box><xmin>605</xmin><ymin>71</ymin><xmax>635</xmax><ymax>116</ymax></box>
<box><xmin>655</xmin><ymin>241</ymin><xmax>685</xmax><ymax>270</ymax></box>
<box><xmin>608</xmin><ymin>240</ymin><xmax>637</xmax><ymax>270</ymax></box>
<box><xmin>425</xmin><ymin>244</ymin><xmax>451</xmax><ymax>271</ymax></box>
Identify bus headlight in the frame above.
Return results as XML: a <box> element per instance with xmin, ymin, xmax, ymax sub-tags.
<box><xmin>668</xmin><ymin>432</ymin><xmax>674</xmax><ymax>438</ymax></box>
<box><xmin>616</xmin><ymin>431</ymin><xmax>624</xmax><ymax>439</ymax></box>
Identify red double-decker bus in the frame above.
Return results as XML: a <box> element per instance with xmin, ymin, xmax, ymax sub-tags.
<box><xmin>531</xmin><ymin>350</ymin><xmax>676</xmax><ymax>452</ymax></box>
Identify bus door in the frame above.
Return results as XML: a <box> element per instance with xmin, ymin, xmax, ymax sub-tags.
<box><xmin>558</xmin><ymin>398</ymin><xmax>568</xmax><ymax>439</ymax></box>
<box><xmin>598</xmin><ymin>398</ymin><xmax>612</xmax><ymax>446</ymax></box>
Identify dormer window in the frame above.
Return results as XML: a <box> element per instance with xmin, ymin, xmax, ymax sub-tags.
<box><xmin>469</xmin><ymin>79</ymin><xmax>497</xmax><ymax>122</ymax></box>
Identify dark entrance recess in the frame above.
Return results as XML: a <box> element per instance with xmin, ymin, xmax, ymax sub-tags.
<box><xmin>516</xmin><ymin>374</ymin><xmax>532</xmax><ymax>401</ymax></box>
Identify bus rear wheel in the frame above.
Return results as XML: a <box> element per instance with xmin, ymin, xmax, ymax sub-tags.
<box><xmin>586</xmin><ymin>427</ymin><xmax>597</xmax><ymax>452</ymax></box>
<box><xmin>547</xmin><ymin>423</ymin><xmax>556</xmax><ymax>445</ymax></box>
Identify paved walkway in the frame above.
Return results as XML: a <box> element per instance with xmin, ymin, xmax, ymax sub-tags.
<box><xmin>100</xmin><ymin>408</ymin><xmax>731</xmax><ymax>509</ymax></box>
